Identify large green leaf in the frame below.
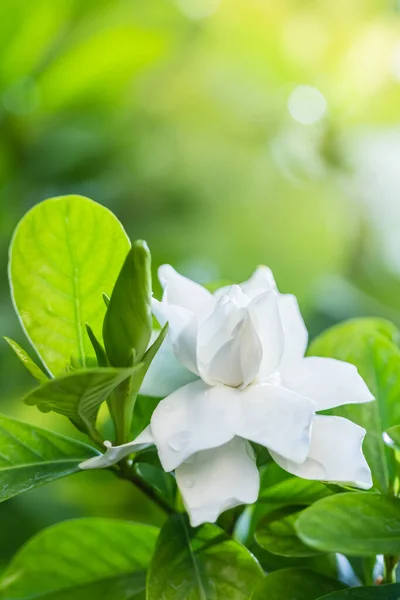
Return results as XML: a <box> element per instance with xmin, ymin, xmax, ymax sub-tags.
<box><xmin>308</xmin><ymin>318</ymin><xmax>400</xmax><ymax>493</ymax></box>
<box><xmin>0</xmin><ymin>518</ymin><xmax>158</xmax><ymax>600</ymax></box>
<box><xmin>256</xmin><ymin>510</ymin><xmax>321</xmax><ymax>558</ymax></box>
<box><xmin>296</xmin><ymin>492</ymin><xmax>400</xmax><ymax>556</ymax></box>
<box><xmin>146</xmin><ymin>514</ymin><xmax>265</xmax><ymax>599</ymax></box>
<box><xmin>250</xmin><ymin>568</ymin><xmax>344</xmax><ymax>600</ymax></box>
<box><xmin>250</xmin><ymin>476</ymin><xmax>332</xmax><ymax>544</ymax></box>
<box><xmin>103</xmin><ymin>241</ymin><xmax>152</xmax><ymax>367</ymax></box>
<box><xmin>318</xmin><ymin>585</ymin><xmax>400</xmax><ymax>599</ymax></box>
<box><xmin>9</xmin><ymin>195</ymin><xmax>130</xmax><ymax>376</ymax></box>
<box><xmin>0</xmin><ymin>414</ymin><xmax>98</xmax><ymax>502</ymax></box>
<box><xmin>24</xmin><ymin>367</ymin><xmax>137</xmax><ymax>436</ymax></box>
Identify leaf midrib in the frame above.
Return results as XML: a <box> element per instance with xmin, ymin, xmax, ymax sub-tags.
<box><xmin>0</xmin><ymin>459</ymin><xmax>84</xmax><ymax>473</ymax></box>
<box><xmin>180</xmin><ymin>516</ymin><xmax>207</xmax><ymax>600</ymax></box>
<box><xmin>64</xmin><ymin>202</ymin><xmax>85</xmax><ymax>368</ymax></box>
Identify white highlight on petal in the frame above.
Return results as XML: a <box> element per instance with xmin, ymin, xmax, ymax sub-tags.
<box><xmin>236</xmin><ymin>384</ymin><xmax>315</xmax><ymax>463</ymax></box>
<box><xmin>287</xmin><ymin>85</ymin><xmax>327</xmax><ymax>125</ymax></box>
<box><xmin>79</xmin><ymin>426</ymin><xmax>153</xmax><ymax>470</ymax></box>
<box><xmin>281</xmin><ymin>357</ymin><xmax>374</xmax><ymax>411</ymax></box>
<box><xmin>271</xmin><ymin>415</ymin><xmax>372</xmax><ymax>489</ymax></box>
<box><xmin>150</xmin><ymin>380</ymin><xmax>239</xmax><ymax>472</ymax></box>
<box><xmin>176</xmin><ymin>437</ymin><xmax>259</xmax><ymax>527</ymax></box>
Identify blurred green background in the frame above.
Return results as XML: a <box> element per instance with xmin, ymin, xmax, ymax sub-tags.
<box><xmin>1</xmin><ymin>0</ymin><xmax>400</xmax><ymax>566</ymax></box>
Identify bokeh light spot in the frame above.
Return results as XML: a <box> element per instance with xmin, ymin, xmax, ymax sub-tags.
<box><xmin>174</xmin><ymin>0</ymin><xmax>221</xmax><ymax>20</ymax></box>
<box><xmin>287</xmin><ymin>85</ymin><xmax>327</xmax><ymax>125</ymax></box>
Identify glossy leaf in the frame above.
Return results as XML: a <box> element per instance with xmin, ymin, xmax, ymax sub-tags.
<box><xmin>0</xmin><ymin>414</ymin><xmax>98</xmax><ymax>503</ymax></box>
<box><xmin>383</xmin><ymin>425</ymin><xmax>400</xmax><ymax>453</ymax></box>
<box><xmin>9</xmin><ymin>195</ymin><xmax>130</xmax><ymax>376</ymax></box>
<box><xmin>0</xmin><ymin>518</ymin><xmax>158</xmax><ymax>599</ymax></box>
<box><xmin>250</xmin><ymin>568</ymin><xmax>344</xmax><ymax>600</ymax></box>
<box><xmin>308</xmin><ymin>318</ymin><xmax>400</xmax><ymax>493</ymax></box>
<box><xmin>318</xmin><ymin>585</ymin><xmax>400</xmax><ymax>599</ymax></box>
<box><xmin>103</xmin><ymin>241</ymin><xmax>152</xmax><ymax>367</ymax></box>
<box><xmin>259</xmin><ymin>477</ymin><xmax>332</xmax><ymax>509</ymax></box>
<box><xmin>296</xmin><ymin>492</ymin><xmax>400</xmax><ymax>556</ymax></box>
<box><xmin>24</xmin><ymin>367</ymin><xmax>137</xmax><ymax>435</ymax></box>
<box><xmin>256</xmin><ymin>510</ymin><xmax>321</xmax><ymax>558</ymax></box>
<box><xmin>4</xmin><ymin>337</ymin><xmax>48</xmax><ymax>383</ymax></box>
<box><xmin>250</xmin><ymin>476</ymin><xmax>332</xmax><ymax>543</ymax></box>
<box><xmin>147</xmin><ymin>514</ymin><xmax>265</xmax><ymax>599</ymax></box>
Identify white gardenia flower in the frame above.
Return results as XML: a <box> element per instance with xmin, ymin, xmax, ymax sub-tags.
<box><xmin>81</xmin><ymin>265</ymin><xmax>374</xmax><ymax>527</ymax></box>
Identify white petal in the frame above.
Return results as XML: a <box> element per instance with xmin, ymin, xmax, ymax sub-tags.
<box><xmin>79</xmin><ymin>426</ymin><xmax>153</xmax><ymax>470</ymax></box>
<box><xmin>240</xmin><ymin>265</ymin><xmax>277</xmax><ymax>299</ymax></box>
<box><xmin>158</xmin><ymin>264</ymin><xmax>215</xmax><ymax>320</ymax></box>
<box><xmin>237</xmin><ymin>384</ymin><xmax>316</xmax><ymax>463</ymax></box>
<box><xmin>281</xmin><ymin>357</ymin><xmax>374</xmax><ymax>411</ymax></box>
<box><xmin>141</xmin><ymin>334</ymin><xmax>198</xmax><ymax>397</ymax></box>
<box><xmin>249</xmin><ymin>290</ymin><xmax>285</xmax><ymax>379</ymax></box>
<box><xmin>176</xmin><ymin>437</ymin><xmax>259</xmax><ymax>527</ymax></box>
<box><xmin>197</xmin><ymin>295</ymin><xmax>262</xmax><ymax>387</ymax></box>
<box><xmin>151</xmin><ymin>380</ymin><xmax>240</xmax><ymax>471</ymax></box>
<box><xmin>278</xmin><ymin>294</ymin><xmax>309</xmax><ymax>367</ymax></box>
<box><xmin>215</xmin><ymin>266</ymin><xmax>276</xmax><ymax>301</ymax></box>
<box><xmin>271</xmin><ymin>415</ymin><xmax>372</xmax><ymax>489</ymax></box>
<box><xmin>152</xmin><ymin>299</ymin><xmax>199</xmax><ymax>375</ymax></box>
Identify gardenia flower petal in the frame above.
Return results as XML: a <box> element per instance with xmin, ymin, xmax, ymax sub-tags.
<box><xmin>158</xmin><ymin>264</ymin><xmax>215</xmax><ymax>321</ymax></box>
<box><xmin>236</xmin><ymin>384</ymin><xmax>316</xmax><ymax>464</ymax></box>
<box><xmin>150</xmin><ymin>379</ymin><xmax>240</xmax><ymax>472</ymax></box>
<box><xmin>281</xmin><ymin>357</ymin><xmax>374</xmax><ymax>411</ymax></box>
<box><xmin>79</xmin><ymin>426</ymin><xmax>154</xmax><ymax>470</ymax></box>
<box><xmin>249</xmin><ymin>291</ymin><xmax>285</xmax><ymax>379</ymax></box>
<box><xmin>216</xmin><ymin>265</ymin><xmax>276</xmax><ymax>300</ymax></box>
<box><xmin>278</xmin><ymin>294</ymin><xmax>308</xmax><ymax>369</ymax></box>
<box><xmin>152</xmin><ymin>299</ymin><xmax>199</xmax><ymax>375</ymax></box>
<box><xmin>270</xmin><ymin>415</ymin><xmax>373</xmax><ymax>489</ymax></box>
<box><xmin>141</xmin><ymin>333</ymin><xmax>198</xmax><ymax>397</ymax></box>
<box><xmin>197</xmin><ymin>292</ymin><xmax>262</xmax><ymax>387</ymax></box>
<box><xmin>175</xmin><ymin>437</ymin><xmax>259</xmax><ymax>527</ymax></box>
<box><xmin>240</xmin><ymin>265</ymin><xmax>276</xmax><ymax>298</ymax></box>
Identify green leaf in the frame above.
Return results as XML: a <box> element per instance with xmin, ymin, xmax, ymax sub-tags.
<box><xmin>383</xmin><ymin>425</ymin><xmax>400</xmax><ymax>452</ymax></box>
<box><xmin>103</xmin><ymin>241</ymin><xmax>152</xmax><ymax>367</ymax></box>
<box><xmin>256</xmin><ymin>509</ymin><xmax>322</xmax><ymax>558</ymax></box>
<box><xmin>0</xmin><ymin>414</ymin><xmax>98</xmax><ymax>503</ymax></box>
<box><xmin>250</xmin><ymin>476</ymin><xmax>332</xmax><ymax>544</ymax></box>
<box><xmin>24</xmin><ymin>367</ymin><xmax>137</xmax><ymax>436</ymax></box>
<box><xmin>318</xmin><ymin>585</ymin><xmax>400</xmax><ymax>599</ymax></box>
<box><xmin>250</xmin><ymin>568</ymin><xmax>344</xmax><ymax>600</ymax></box>
<box><xmin>9</xmin><ymin>195</ymin><xmax>130</xmax><ymax>376</ymax></box>
<box><xmin>296</xmin><ymin>492</ymin><xmax>400</xmax><ymax>556</ymax></box>
<box><xmin>259</xmin><ymin>477</ymin><xmax>332</xmax><ymax>508</ymax></box>
<box><xmin>147</xmin><ymin>514</ymin><xmax>265</xmax><ymax>599</ymax></box>
<box><xmin>0</xmin><ymin>518</ymin><xmax>158</xmax><ymax>599</ymax></box>
<box><xmin>4</xmin><ymin>337</ymin><xmax>48</xmax><ymax>383</ymax></box>
<box><xmin>308</xmin><ymin>318</ymin><xmax>400</xmax><ymax>493</ymax></box>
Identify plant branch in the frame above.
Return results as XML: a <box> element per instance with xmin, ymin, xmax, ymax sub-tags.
<box><xmin>117</xmin><ymin>459</ymin><xmax>174</xmax><ymax>516</ymax></box>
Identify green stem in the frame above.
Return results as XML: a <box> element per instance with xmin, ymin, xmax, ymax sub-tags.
<box><xmin>118</xmin><ymin>459</ymin><xmax>174</xmax><ymax>516</ymax></box>
<box><xmin>383</xmin><ymin>555</ymin><xmax>398</xmax><ymax>584</ymax></box>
